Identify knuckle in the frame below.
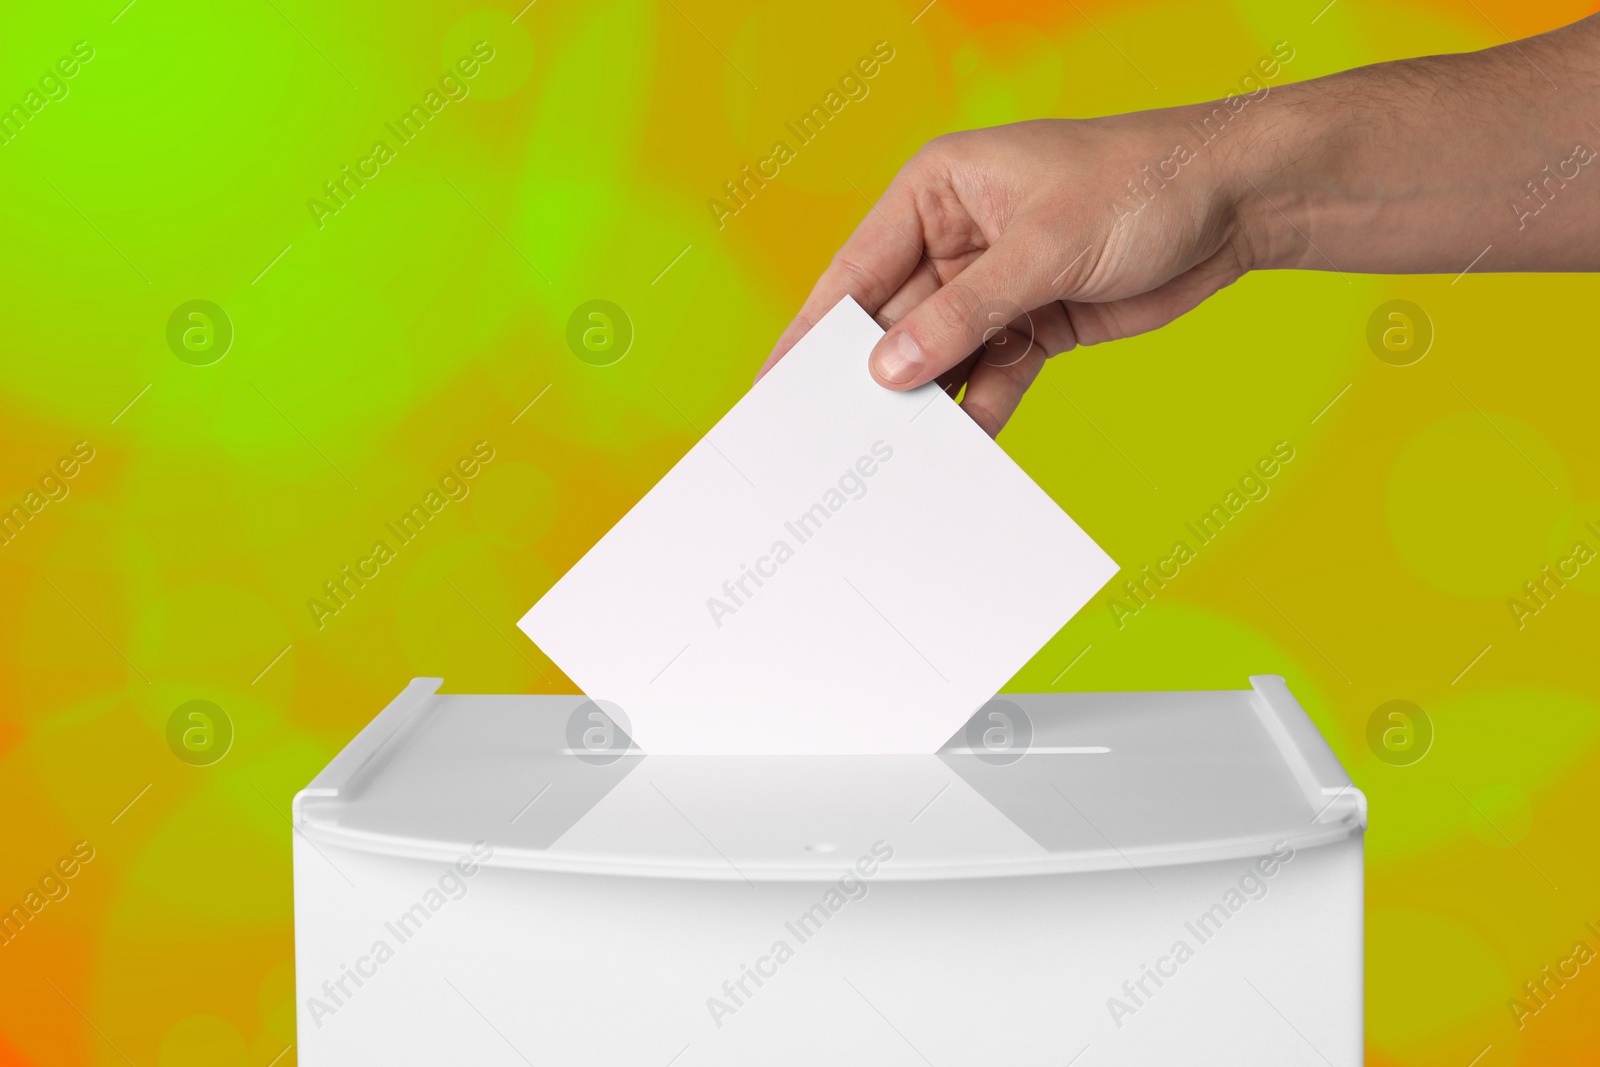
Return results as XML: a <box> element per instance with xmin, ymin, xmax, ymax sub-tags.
<box><xmin>1035</xmin><ymin>304</ymin><xmax>1077</xmax><ymax>356</ymax></box>
<box><xmin>962</xmin><ymin>399</ymin><xmax>1004</xmax><ymax>438</ymax></box>
<box><xmin>831</xmin><ymin>254</ymin><xmax>883</xmax><ymax>299</ymax></box>
<box><xmin>979</xmin><ymin>326</ymin><xmax>1037</xmax><ymax>369</ymax></box>
<box><xmin>910</xmin><ymin>132</ymin><xmax>966</xmax><ymax>176</ymax></box>
<box><xmin>916</xmin><ymin>133</ymin><xmax>953</xmax><ymax>161</ymax></box>
<box><xmin>928</xmin><ymin>282</ymin><xmax>984</xmax><ymax>340</ymax></box>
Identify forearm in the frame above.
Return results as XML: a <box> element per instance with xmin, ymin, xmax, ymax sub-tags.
<box><xmin>1227</xmin><ymin>15</ymin><xmax>1600</xmax><ymax>274</ymax></box>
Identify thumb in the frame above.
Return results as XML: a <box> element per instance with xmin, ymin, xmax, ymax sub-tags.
<box><xmin>866</xmin><ymin>239</ymin><xmax>1053</xmax><ymax>390</ymax></box>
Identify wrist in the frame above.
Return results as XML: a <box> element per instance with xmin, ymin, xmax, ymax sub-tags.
<box><xmin>1213</xmin><ymin>81</ymin><xmax>1347</xmax><ymax>273</ymax></box>
<box><xmin>1209</xmin><ymin>31</ymin><xmax>1597</xmax><ymax>275</ymax></box>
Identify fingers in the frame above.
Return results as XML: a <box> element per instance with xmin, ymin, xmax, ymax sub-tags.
<box><xmin>960</xmin><ymin>301</ymin><xmax>1078</xmax><ymax>436</ymax></box>
<box><xmin>961</xmin><ymin>347</ymin><xmax>1050</xmax><ymax>437</ymax></box>
<box><xmin>874</xmin><ymin>256</ymin><xmax>947</xmax><ymax>329</ymax></box>
<box><xmin>866</xmin><ymin>235</ymin><xmax>1056</xmax><ymax>391</ymax></box>
<box><xmin>934</xmin><ymin>349</ymin><xmax>982</xmax><ymax>399</ymax></box>
<box><xmin>757</xmin><ymin>178</ymin><xmax>926</xmax><ymax>381</ymax></box>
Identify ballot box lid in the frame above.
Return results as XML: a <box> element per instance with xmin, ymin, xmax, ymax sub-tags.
<box><xmin>293</xmin><ymin>675</ymin><xmax>1364</xmax><ymax>882</ymax></box>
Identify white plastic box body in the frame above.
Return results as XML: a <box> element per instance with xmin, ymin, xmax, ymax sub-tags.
<box><xmin>293</xmin><ymin>676</ymin><xmax>1364</xmax><ymax>1065</ymax></box>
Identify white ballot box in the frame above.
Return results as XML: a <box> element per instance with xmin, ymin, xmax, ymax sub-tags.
<box><xmin>293</xmin><ymin>675</ymin><xmax>1364</xmax><ymax>1066</ymax></box>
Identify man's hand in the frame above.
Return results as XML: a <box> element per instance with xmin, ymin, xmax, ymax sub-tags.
<box><xmin>761</xmin><ymin>15</ymin><xmax>1600</xmax><ymax>436</ymax></box>
<box><xmin>758</xmin><ymin>115</ymin><xmax>1256</xmax><ymax>436</ymax></box>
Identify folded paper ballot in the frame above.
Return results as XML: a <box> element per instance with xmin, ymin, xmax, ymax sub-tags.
<box><xmin>519</xmin><ymin>296</ymin><xmax>1118</xmax><ymax>754</ymax></box>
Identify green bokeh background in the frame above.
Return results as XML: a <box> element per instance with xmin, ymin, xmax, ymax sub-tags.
<box><xmin>2</xmin><ymin>0</ymin><xmax>1598</xmax><ymax>1064</ymax></box>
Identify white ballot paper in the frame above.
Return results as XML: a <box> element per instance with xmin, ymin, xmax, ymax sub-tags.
<box><xmin>519</xmin><ymin>296</ymin><xmax>1118</xmax><ymax>755</ymax></box>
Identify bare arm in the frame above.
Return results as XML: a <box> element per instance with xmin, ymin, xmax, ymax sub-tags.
<box><xmin>1242</xmin><ymin>14</ymin><xmax>1600</xmax><ymax>274</ymax></box>
<box><xmin>762</xmin><ymin>15</ymin><xmax>1600</xmax><ymax>435</ymax></box>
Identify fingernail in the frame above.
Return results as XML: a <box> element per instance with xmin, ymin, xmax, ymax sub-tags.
<box><xmin>871</xmin><ymin>332</ymin><xmax>924</xmax><ymax>384</ymax></box>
